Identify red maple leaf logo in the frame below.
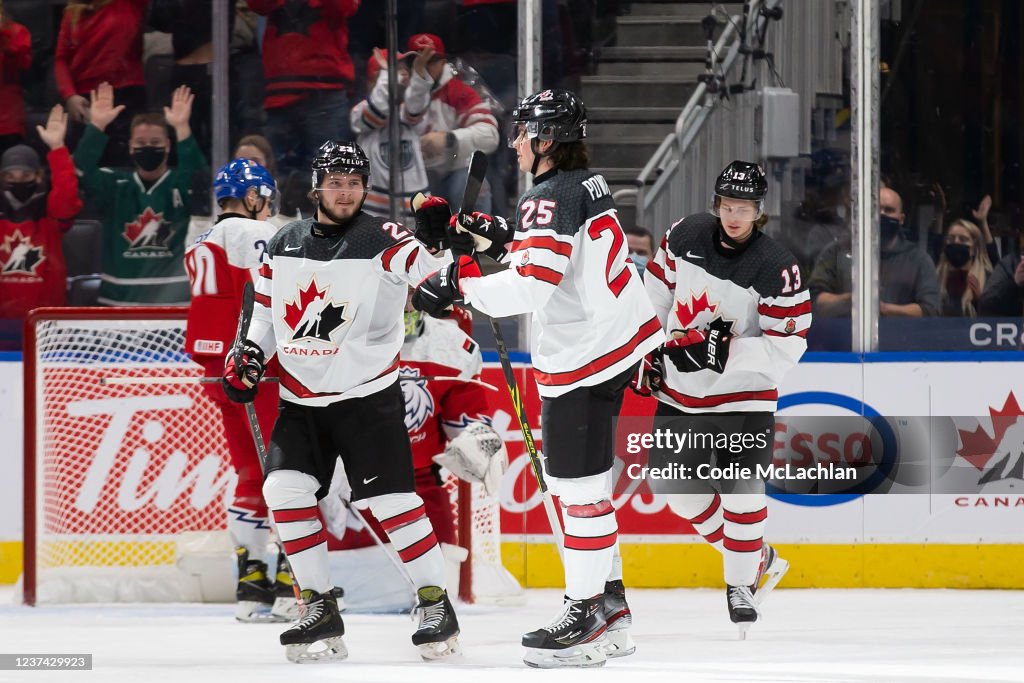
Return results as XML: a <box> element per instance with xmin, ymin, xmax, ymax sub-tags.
<box><xmin>123</xmin><ymin>207</ymin><xmax>168</xmax><ymax>248</ymax></box>
<box><xmin>283</xmin><ymin>277</ymin><xmax>348</xmax><ymax>343</ymax></box>
<box><xmin>956</xmin><ymin>392</ymin><xmax>1024</xmax><ymax>471</ymax></box>
<box><xmin>675</xmin><ymin>289</ymin><xmax>718</xmax><ymax>329</ymax></box>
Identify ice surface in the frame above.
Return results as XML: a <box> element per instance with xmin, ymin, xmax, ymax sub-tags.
<box><xmin>1</xmin><ymin>587</ymin><xmax>1021</xmax><ymax>682</ymax></box>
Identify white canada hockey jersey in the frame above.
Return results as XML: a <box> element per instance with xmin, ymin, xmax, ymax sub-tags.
<box><xmin>645</xmin><ymin>212</ymin><xmax>810</xmax><ymax>413</ymax></box>
<box><xmin>248</xmin><ymin>213</ymin><xmax>445</xmax><ymax>406</ymax></box>
<box><xmin>184</xmin><ymin>214</ymin><xmax>277</xmax><ymax>361</ymax></box>
<box><xmin>351</xmin><ymin>68</ymin><xmax>431</xmax><ymax>221</ymax></box>
<box><xmin>461</xmin><ymin>168</ymin><xmax>663</xmax><ymax>398</ymax></box>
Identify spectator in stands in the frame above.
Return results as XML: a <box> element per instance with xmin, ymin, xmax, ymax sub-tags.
<box><xmin>979</xmin><ymin>251</ymin><xmax>1024</xmax><ymax>317</ymax></box>
<box><xmin>234</xmin><ymin>134</ymin><xmax>277</xmax><ymax>178</ymax></box>
<box><xmin>410</xmin><ymin>33</ymin><xmax>499</xmax><ymax>211</ymax></box>
<box><xmin>56</xmin><ymin>0</ymin><xmax>148</xmax><ymax>167</ymax></box>
<box><xmin>233</xmin><ymin>134</ymin><xmax>304</xmax><ymax>226</ymax></box>
<box><xmin>935</xmin><ymin>218</ymin><xmax>993</xmax><ymax>317</ymax></box>
<box><xmin>809</xmin><ymin>186</ymin><xmax>940</xmax><ymax>317</ymax></box>
<box><xmin>0</xmin><ymin>4</ymin><xmax>32</xmax><ymax>156</ymax></box>
<box><xmin>149</xmin><ymin>0</ymin><xmax>236</xmax><ymax>160</ymax></box>
<box><xmin>0</xmin><ymin>105</ymin><xmax>81</xmax><ymax>320</ymax></box>
<box><xmin>245</xmin><ymin>0</ymin><xmax>359</xmax><ymax>176</ymax></box>
<box><xmin>350</xmin><ymin>47</ymin><xmax>431</xmax><ymax>222</ymax></box>
<box><xmin>74</xmin><ymin>83</ymin><xmax>204</xmax><ymax>306</ymax></box>
<box><xmin>626</xmin><ymin>225</ymin><xmax>654</xmax><ymax>278</ymax></box>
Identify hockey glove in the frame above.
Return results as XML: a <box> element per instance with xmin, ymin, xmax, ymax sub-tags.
<box><xmin>222</xmin><ymin>339</ymin><xmax>266</xmax><ymax>403</ymax></box>
<box><xmin>629</xmin><ymin>351</ymin><xmax>664</xmax><ymax>396</ymax></box>
<box><xmin>663</xmin><ymin>328</ymin><xmax>732</xmax><ymax>374</ymax></box>
<box><xmin>413</xmin><ymin>195</ymin><xmax>453</xmax><ymax>251</ymax></box>
<box><xmin>433</xmin><ymin>421</ymin><xmax>509</xmax><ymax>497</ymax></box>
<box><xmin>450</xmin><ymin>211</ymin><xmax>511</xmax><ymax>261</ymax></box>
<box><xmin>411</xmin><ymin>255</ymin><xmax>482</xmax><ymax>319</ymax></box>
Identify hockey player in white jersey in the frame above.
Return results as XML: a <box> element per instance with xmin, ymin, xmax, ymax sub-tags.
<box><xmin>640</xmin><ymin>161</ymin><xmax>808</xmax><ymax>637</ymax></box>
<box><xmin>412</xmin><ymin>89</ymin><xmax>662</xmax><ymax>668</ymax></box>
<box><xmin>184</xmin><ymin>158</ymin><xmax>298</xmax><ymax>623</ymax></box>
<box><xmin>222</xmin><ymin>141</ymin><xmax>461</xmax><ymax>663</ymax></box>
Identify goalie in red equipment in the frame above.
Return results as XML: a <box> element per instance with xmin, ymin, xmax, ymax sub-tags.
<box><xmin>222</xmin><ymin>140</ymin><xmax>461</xmax><ymax>664</ymax></box>
<box><xmin>412</xmin><ymin>89</ymin><xmax>661</xmax><ymax>668</ymax></box>
<box><xmin>184</xmin><ymin>158</ymin><xmax>296</xmax><ymax>623</ymax></box>
<box><xmin>641</xmin><ymin>160</ymin><xmax>808</xmax><ymax>638</ymax></box>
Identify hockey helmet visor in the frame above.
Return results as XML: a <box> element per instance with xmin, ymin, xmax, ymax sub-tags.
<box><xmin>507</xmin><ymin>89</ymin><xmax>587</xmax><ymax>148</ymax></box>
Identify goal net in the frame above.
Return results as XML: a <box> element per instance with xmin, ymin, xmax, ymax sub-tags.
<box><xmin>22</xmin><ymin>307</ymin><xmax>522</xmax><ymax>606</ymax></box>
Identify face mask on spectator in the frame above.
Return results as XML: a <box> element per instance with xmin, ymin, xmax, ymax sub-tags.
<box><xmin>879</xmin><ymin>213</ymin><xmax>901</xmax><ymax>243</ymax></box>
<box><xmin>944</xmin><ymin>242</ymin><xmax>971</xmax><ymax>268</ymax></box>
<box><xmin>7</xmin><ymin>180</ymin><xmax>38</xmax><ymax>203</ymax></box>
<box><xmin>132</xmin><ymin>147</ymin><xmax>167</xmax><ymax>172</ymax></box>
<box><xmin>629</xmin><ymin>252</ymin><xmax>649</xmax><ymax>277</ymax></box>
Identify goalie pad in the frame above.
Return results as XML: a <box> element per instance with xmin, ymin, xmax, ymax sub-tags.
<box><xmin>433</xmin><ymin>421</ymin><xmax>508</xmax><ymax>496</ymax></box>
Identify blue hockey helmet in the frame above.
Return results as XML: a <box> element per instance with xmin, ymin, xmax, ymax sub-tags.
<box><xmin>214</xmin><ymin>158</ymin><xmax>278</xmax><ymax>209</ymax></box>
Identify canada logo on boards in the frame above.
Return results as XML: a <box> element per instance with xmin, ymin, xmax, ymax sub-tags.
<box><xmin>284</xmin><ymin>277</ymin><xmax>348</xmax><ymax>343</ymax></box>
<box><xmin>955</xmin><ymin>392</ymin><xmax>1024</xmax><ymax>486</ymax></box>
<box><xmin>0</xmin><ymin>229</ymin><xmax>44</xmax><ymax>276</ymax></box>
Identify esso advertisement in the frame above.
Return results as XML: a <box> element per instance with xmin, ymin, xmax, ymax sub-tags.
<box><xmin>38</xmin><ymin>366</ymin><xmax>235</xmax><ymax>535</ymax></box>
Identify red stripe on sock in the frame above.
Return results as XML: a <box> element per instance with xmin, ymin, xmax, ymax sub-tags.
<box><xmin>564</xmin><ymin>532</ymin><xmax>618</xmax><ymax>552</ymax></box>
<box><xmin>380</xmin><ymin>504</ymin><xmax>426</xmax><ymax>533</ymax></box>
<box><xmin>724</xmin><ymin>507</ymin><xmax>768</xmax><ymax>524</ymax></box>
<box><xmin>690</xmin><ymin>493</ymin><xmax>722</xmax><ymax>525</ymax></box>
<box><xmin>723</xmin><ymin>536</ymin><xmax>763</xmax><ymax>553</ymax></box>
<box><xmin>566</xmin><ymin>500</ymin><xmax>613</xmax><ymax>518</ymax></box>
<box><xmin>273</xmin><ymin>506</ymin><xmax>318</xmax><ymax>523</ymax></box>
<box><xmin>704</xmin><ymin>524</ymin><xmax>724</xmax><ymax>544</ymax></box>
<box><xmin>282</xmin><ymin>529</ymin><xmax>326</xmax><ymax>555</ymax></box>
<box><xmin>397</xmin><ymin>531</ymin><xmax>439</xmax><ymax>563</ymax></box>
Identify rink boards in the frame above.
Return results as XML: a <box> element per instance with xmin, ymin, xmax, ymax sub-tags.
<box><xmin>1</xmin><ymin>351</ymin><xmax>1023</xmax><ymax>588</ymax></box>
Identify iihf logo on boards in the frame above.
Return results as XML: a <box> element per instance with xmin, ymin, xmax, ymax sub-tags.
<box><xmin>284</xmin><ymin>277</ymin><xmax>347</xmax><ymax>344</ymax></box>
<box><xmin>0</xmin><ymin>229</ymin><xmax>44</xmax><ymax>276</ymax></box>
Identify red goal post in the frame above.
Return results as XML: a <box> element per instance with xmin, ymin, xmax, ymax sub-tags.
<box><xmin>22</xmin><ymin>306</ymin><xmax>522</xmax><ymax>606</ymax></box>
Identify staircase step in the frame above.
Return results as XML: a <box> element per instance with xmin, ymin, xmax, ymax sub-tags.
<box><xmin>595</xmin><ymin>46</ymin><xmax>707</xmax><ymax>62</ymax></box>
<box><xmin>629</xmin><ymin>2</ymin><xmax>744</xmax><ymax>18</ymax></box>
<box><xmin>590</xmin><ymin>121</ymin><xmax>675</xmax><ymax>138</ymax></box>
<box><xmin>588</xmin><ymin>135</ymin><xmax>665</xmax><ymax>168</ymax></box>
<box><xmin>580</xmin><ymin>76</ymin><xmax>697</xmax><ymax>108</ymax></box>
<box><xmin>588</xmin><ymin>106</ymin><xmax>680</xmax><ymax>124</ymax></box>
<box><xmin>597</xmin><ymin>60</ymin><xmax>708</xmax><ymax>77</ymax></box>
<box><xmin>593</xmin><ymin>167</ymin><xmax>644</xmax><ymax>186</ymax></box>
<box><xmin>616</xmin><ymin>16</ymin><xmax>718</xmax><ymax>47</ymax></box>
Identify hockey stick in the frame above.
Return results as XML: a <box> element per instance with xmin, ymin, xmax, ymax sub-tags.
<box><xmin>99</xmin><ymin>374</ymin><xmax>500</xmax><ymax>392</ymax></box>
<box><xmin>233</xmin><ymin>281</ymin><xmax>269</xmax><ymax>468</ymax></box>
<box><xmin>457</xmin><ymin>151</ymin><xmax>566</xmax><ymax>559</ymax></box>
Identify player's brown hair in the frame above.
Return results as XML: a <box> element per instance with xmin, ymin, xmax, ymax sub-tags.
<box><xmin>129</xmin><ymin>112</ymin><xmax>169</xmax><ymax>137</ymax></box>
<box><xmin>549</xmin><ymin>141</ymin><xmax>590</xmax><ymax>172</ymax></box>
<box><xmin>754</xmin><ymin>213</ymin><xmax>769</xmax><ymax>230</ymax></box>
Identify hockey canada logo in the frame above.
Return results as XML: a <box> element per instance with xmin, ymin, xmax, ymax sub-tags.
<box><xmin>955</xmin><ymin>392</ymin><xmax>1024</xmax><ymax>486</ymax></box>
<box><xmin>399</xmin><ymin>366</ymin><xmax>435</xmax><ymax>433</ymax></box>
<box><xmin>123</xmin><ymin>207</ymin><xmax>173</xmax><ymax>251</ymax></box>
<box><xmin>284</xmin><ymin>277</ymin><xmax>348</xmax><ymax>343</ymax></box>
<box><xmin>0</xmin><ymin>229</ymin><xmax>44</xmax><ymax>275</ymax></box>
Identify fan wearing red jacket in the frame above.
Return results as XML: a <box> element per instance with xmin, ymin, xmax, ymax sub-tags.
<box><xmin>183</xmin><ymin>158</ymin><xmax>294</xmax><ymax>623</ymax></box>
<box><xmin>0</xmin><ymin>8</ymin><xmax>32</xmax><ymax>154</ymax></box>
<box><xmin>245</xmin><ymin>0</ymin><xmax>360</xmax><ymax>175</ymax></box>
<box><xmin>0</xmin><ymin>106</ymin><xmax>80</xmax><ymax>323</ymax></box>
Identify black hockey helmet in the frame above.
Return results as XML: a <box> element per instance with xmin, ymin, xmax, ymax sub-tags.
<box><xmin>311</xmin><ymin>140</ymin><xmax>370</xmax><ymax>189</ymax></box>
<box><xmin>509</xmin><ymin>88</ymin><xmax>587</xmax><ymax>148</ymax></box>
<box><xmin>714</xmin><ymin>160</ymin><xmax>768</xmax><ymax>201</ymax></box>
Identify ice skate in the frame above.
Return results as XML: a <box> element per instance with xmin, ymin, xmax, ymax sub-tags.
<box><xmin>726</xmin><ymin>585</ymin><xmax>760</xmax><ymax>640</ymax></box>
<box><xmin>279</xmin><ymin>588</ymin><xmax>347</xmax><ymax>663</ymax></box>
<box><xmin>411</xmin><ymin>586</ymin><xmax>461</xmax><ymax>660</ymax></box>
<box><xmin>522</xmin><ymin>595</ymin><xmax>608</xmax><ymax>668</ymax></box>
<box><xmin>600</xmin><ymin>580</ymin><xmax>635</xmax><ymax>658</ymax></box>
<box><xmin>234</xmin><ymin>547</ymin><xmax>290</xmax><ymax>623</ymax></box>
<box><xmin>752</xmin><ymin>543</ymin><xmax>789</xmax><ymax>605</ymax></box>
<box><xmin>269</xmin><ymin>550</ymin><xmax>300</xmax><ymax>621</ymax></box>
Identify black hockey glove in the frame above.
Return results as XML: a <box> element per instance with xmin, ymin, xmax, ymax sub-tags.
<box><xmin>412</xmin><ymin>255</ymin><xmax>482</xmax><ymax>319</ymax></box>
<box><xmin>222</xmin><ymin>339</ymin><xmax>266</xmax><ymax>403</ymax></box>
<box><xmin>413</xmin><ymin>195</ymin><xmax>453</xmax><ymax>251</ymax></box>
<box><xmin>663</xmin><ymin>328</ymin><xmax>732</xmax><ymax>374</ymax></box>
<box><xmin>450</xmin><ymin>211</ymin><xmax>511</xmax><ymax>261</ymax></box>
<box><xmin>629</xmin><ymin>351</ymin><xmax>664</xmax><ymax>396</ymax></box>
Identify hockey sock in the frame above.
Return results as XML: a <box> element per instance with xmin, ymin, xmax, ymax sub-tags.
<box><xmin>668</xmin><ymin>492</ymin><xmax>725</xmax><ymax>552</ymax></box>
<box><xmin>369</xmin><ymin>492</ymin><xmax>447</xmax><ymax>590</ymax></box>
<box><xmin>264</xmin><ymin>470</ymin><xmax>331</xmax><ymax>593</ymax></box>
<box><xmin>227</xmin><ymin>500</ymin><xmax>271</xmax><ymax>560</ymax></box>
<box><xmin>563</xmin><ymin>500</ymin><xmax>618</xmax><ymax>600</ymax></box>
<box><xmin>607</xmin><ymin>540</ymin><xmax>624</xmax><ymax>583</ymax></box>
<box><xmin>722</xmin><ymin>494</ymin><xmax>767</xmax><ymax>587</ymax></box>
